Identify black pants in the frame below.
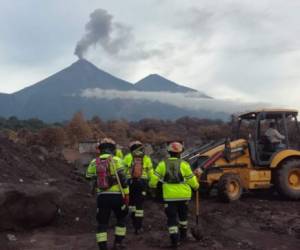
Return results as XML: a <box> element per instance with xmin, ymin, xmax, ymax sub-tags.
<box><xmin>129</xmin><ymin>179</ymin><xmax>147</xmax><ymax>231</ymax></box>
<box><xmin>96</xmin><ymin>193</ymin><xmax>128</xmax><ymax>250</ymax></box>
<box><xmin>164</xmin><ymin>200</ymin><xmax>189</xmax><ymax>245</ymax></box>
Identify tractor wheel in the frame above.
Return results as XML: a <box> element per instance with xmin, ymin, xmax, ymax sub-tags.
<box><xmin>274</xmin><ymin>159</ymin><xmax>300</xmax><ymax>200</ymax></box>
<box><xmin>218</xmin><ymin>173</ymin><xmax>242</xmax><ymax>202</ymax></box>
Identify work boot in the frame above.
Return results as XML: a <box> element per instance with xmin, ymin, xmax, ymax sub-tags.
<box><xmin>170</xmin><ymin>234</ymin><xmax>180</xmax><ymax>248</ymax></box>
<box><xmin>112</xmin><ymin>242</ymin><xmax>126</xmax><ymax>250</ymax></box>
<box><xmin>98</xmin><ymin>242</ymin><xmax>108</xmax><ymax>250</ymax></box>
<box><xmin>134</xmin><ymin>226</ymin><xmax>144</xmax><ymax>235</ymax></box>
<box><xmin>113</xmin><ymin>236</ymin><xmax>126</xmax><ymax>250</ymax></box>
<box><xmin>179</xmin><ymin>228</ymin><xmax>189</xmax><ymax>242</ymax></box>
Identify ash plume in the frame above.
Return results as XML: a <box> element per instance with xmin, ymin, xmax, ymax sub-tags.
<box><xmin>74</xmin><ymin>9</ymin><xmax>132</xmax><ymax>59</ymax></box>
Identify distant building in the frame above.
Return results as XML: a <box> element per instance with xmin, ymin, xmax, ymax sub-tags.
<box><xmin>79</xmin><ymin>140</ymin><xmax>99</xmax><ymax>154</ymax></box>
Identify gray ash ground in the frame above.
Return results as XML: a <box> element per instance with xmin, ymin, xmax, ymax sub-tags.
<box><xmin>1</xmin><ymin>192</ymin><xmax>299</xmax><ymax>250</ymax></box>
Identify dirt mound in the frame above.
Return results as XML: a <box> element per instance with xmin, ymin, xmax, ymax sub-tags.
<box><xmin>0</xmin><ymin>135</ymin><xmax>93</xmax><ymax>234</ymax></box>
<box><xmin>0</xmin><ymin>184</ymin><xmax>60</xmax><ymax>230</ymax></box>
<box><xmin>0</xmin><ymin>135</ymin><xmax>70</xmax><ymax>183</ymax></box>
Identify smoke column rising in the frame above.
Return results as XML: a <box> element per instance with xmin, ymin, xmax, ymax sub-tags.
<box><xmin>74</xmin><ymin>9</ymin><xmax>131</xmax><ymax>59</ymax></box>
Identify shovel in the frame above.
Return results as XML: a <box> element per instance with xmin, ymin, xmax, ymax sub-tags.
<box><xmin>191</xmin><ymin>190</ymin><xmax>203</xmax><ymax>241</ymax></box>
<box><xmin>111</xmin><ymin>157</ymin><xmax>125</xmax><ymax>200</ymax></box>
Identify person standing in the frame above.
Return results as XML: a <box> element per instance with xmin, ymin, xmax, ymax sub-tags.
<box><xmin>149</xmin><ymin>141</ymin><xmax>199</xmax><ymax>248</ymax></box>
<box><xmin>86</xmin><ymin>138</ymin><xmax>129</xmax><ymax>250</ymax></box>
<box><xmin>123</xmin><ymin>141</ymin><xmax>153</xmax><ymax>234</ymax></box>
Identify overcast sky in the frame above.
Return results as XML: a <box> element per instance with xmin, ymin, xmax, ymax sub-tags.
<box><xmin>1</xmin><ymin>0</ymin><xmax>300</xmax><ymax>109</ymax></box>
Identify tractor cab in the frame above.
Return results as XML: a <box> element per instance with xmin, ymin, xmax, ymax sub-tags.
<box><xmin>235</xmin><ymin>109</ymin><xmax>300</xmax><ymax>166</ymax></box>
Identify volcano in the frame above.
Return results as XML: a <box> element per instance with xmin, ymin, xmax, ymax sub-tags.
<box><xmin>0</xmin><ymin>60</ymin><xmax>223</xmax><ymax>122</ymax></box>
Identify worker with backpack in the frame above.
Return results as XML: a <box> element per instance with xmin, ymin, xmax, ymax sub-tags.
<box><xmin>123</xmin><ymin>141</ymin><xmax>153</xmax><ymax>234</ymax></box>
<box><xmin>149</xmin><ymin>141</ymin><xmax>199</xmax><ymax>248</ymax></box>
<box><xmin>86</xmin><ymin>138</ymin><xmax>129</xmax><ymax>250</ymax></box>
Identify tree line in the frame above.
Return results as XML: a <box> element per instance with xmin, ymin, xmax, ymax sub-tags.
<box><xmin>2</xmin><ymin>112</ymin><xmax>299</xmax><ymax>150</ymax></box>
<box><xmin>0</xmin><ymin>113</ymin><xmax>231</xmax><ymax>150</ymax></box>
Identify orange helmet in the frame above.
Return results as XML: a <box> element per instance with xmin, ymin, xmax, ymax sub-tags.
<box><xmin>167</xmin><ymin>141</ymin><xmax>184</xmax><ymax>153</ymax></box>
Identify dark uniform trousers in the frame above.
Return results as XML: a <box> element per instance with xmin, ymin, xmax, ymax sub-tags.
<box><xmin>129</xmin><ymin>178</ymin><xmax>147</xmax><ymax>231</ymax></box>
<box><xmin>164</xmin><ymin>200</ymin><xmax>189</xmax><ymax>244</ymax></box>
<box><xmin>96</xmin><ymin>193</ymin><xmax>128</xmax><ymax>250</ymax></box>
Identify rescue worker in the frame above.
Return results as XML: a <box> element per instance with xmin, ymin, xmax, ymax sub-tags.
<box><xmin>149</xmin><ymin>141</ymin><xmax>199</xmax><ymax>248</ymax></box>
<box><xmin>123</xmin><ymin>141</ymin><xmax>153</xmax><ymax>234</ymax></box>
<box><xmin>86</xmin><ymin>138</ymin><xmax>129</xmax><ymax>250</ymax></box>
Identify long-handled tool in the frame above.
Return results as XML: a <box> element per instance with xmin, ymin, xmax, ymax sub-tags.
<box><xmin>191</xmin><ymin>190</ymin><xmax>203</xmax><ymax>241</ymax></box>
<box><xmin>111</xmin><ymin>158</ymin><xmax>126</xmax><ymax>199</ymax></box>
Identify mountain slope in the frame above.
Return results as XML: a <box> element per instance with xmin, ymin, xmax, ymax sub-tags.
<box><xmin>14</xmin><ymin>59</ymin><xmax>134</xmax><ymax>100</ymax></box>
<box><xmin>0</xmin><ymin>93</ymin><xmax>16</xmax><ymax>117</ymax></box>
<box><xmin>10</xmin><ymin>59</ymin><xmax>136</xmax><ymax>121</ymax></box>
<box><xmin>135</xmin><ymin>74</ymin><xmax>211</xmax><ymax>98</ymax></box>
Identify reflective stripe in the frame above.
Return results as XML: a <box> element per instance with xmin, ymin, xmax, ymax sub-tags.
<box><xmin>121</xmin><ymin>205</ymin><xmax>127</xmax><ymax>211</ymax></box>
<box><xmin>179</xmin><ymin>221</ymin><xmax>188</xmax><ymax>226</ymax></box>
<box><xmin>115</xmin><ymin>226</ymin><xmax>126</xmax><ymax>236</ymax></box>
<box><xmin>154</xmin><ymin>171</ymin><xmax>162</xmax><ymax>178</ymax></box>
<box><xmin>97</xmin><ymin>191</ymin><xmax>121</xmax><ymax>195</ymax></box>
<box><xmin>164</xmin><ymin>204</ymin><xmax>168</xmax><ymax>208</ymax></box>
<box><xmin>142</xmin><ymin>191</ymin><xmax>146</xmax><ymax>196</ymax></box>
<box><xmin>135</xmin><ymin>210</ymin><xmax>144</xmax><ymax>217</ymax></box>
<box><xmin>164</xmin><ymin>198</ymin><xmax>190</xmax><ymax>201</ymax></box>
<box><xmin>96</xmin><ymin>232</ymin><xmax>107</xmax><ymax>242</ymax></box>
<box><xmin>179</xmin><ymin>221</ymin><xmax>188</xmax><ymax>228</ymax></box>
<box><xmin>185</xmin><ymin>174</ymin><xmax>194</xmax><ymax>180</ymax></box>
<box><xmin>168</xmin><ymin>226</ymin><xmax>178</xmax><ymax>234</ymax></box>
<box><xmin>129</xmin><ymin>206</ymin><xmax>136</xmax><ymax>212</ymax></box>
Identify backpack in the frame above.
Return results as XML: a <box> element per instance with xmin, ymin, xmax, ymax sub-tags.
<box><xmin>131</xmin><ymin>157</ymin><xmax>143</xmax><ymax>179</ymax></box>
<box><xmin>164</xmin><ymin>159</ymin><xmax>184</xmax><ymax>184</ymax></box>
<box><xmin>95</xmin><ymin>157</ymin><xmax>113</xmax><ymax>190</ymax></box>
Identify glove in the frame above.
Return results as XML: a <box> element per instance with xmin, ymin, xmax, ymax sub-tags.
<box><xmin>123</xmin><ymin>194</ymin><xmax>130</xmax><ymax>206</ymax></box>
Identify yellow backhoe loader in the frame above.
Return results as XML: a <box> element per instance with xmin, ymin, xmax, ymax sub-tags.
<box><xmin>186</xmin><ymin>109</ymin><xmax>300</xmax><ymax>202</ymax></box>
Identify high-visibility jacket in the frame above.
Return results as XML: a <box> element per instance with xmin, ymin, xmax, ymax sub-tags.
<box><xmin>123</xmin><ymin>153</ymin><xmax>153</xmax><ymax>180</ymax></box>
<box><xmin>86</xmin><ymin>153</ymin><xmax>129</xmax><ymax>195</ymax></box>
<box><xmin>116</xmin><ymin>148</ymin><xmax>124</xmax><ymax>159</ymax></box>
<box><xmin>149</xmin><ymin>157</ymin><xmax>199</xmax><ymax>201</ymax></box>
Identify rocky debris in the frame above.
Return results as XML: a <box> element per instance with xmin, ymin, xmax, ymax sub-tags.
<box><xmin>0</xmin><ymin>184</ymin><xmax>60</xmax><ymax>231</ymax></box>
<box><xmin>0</xmin><ymin>135</ymin><xmax>72</xmax><ymax>184</ymax></box>
<box><xmin>0</xmin><ymin>135</ymin><xmax>92</xmax><ymax>234</ymax></box>
<box><xmin>6</xmin><ymin>234</ymin><xmax>17</xmax><ymax>241</ymax></box>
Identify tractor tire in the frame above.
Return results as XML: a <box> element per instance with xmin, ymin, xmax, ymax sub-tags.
<box><xmin>218</xmin><ymin>173</ymin><xmax>242</xmax><ymax>202</ymax></box>
<box><xmin>274</xmin><ymin>159</ymin><xmax>300</xmax><ymax>200</ymax></box>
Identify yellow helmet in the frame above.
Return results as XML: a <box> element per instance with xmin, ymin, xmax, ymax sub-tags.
<box><xmin>167</xmin><ymin>141</ymin><xmax>183</xmax><ymax>153</ymax></box>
